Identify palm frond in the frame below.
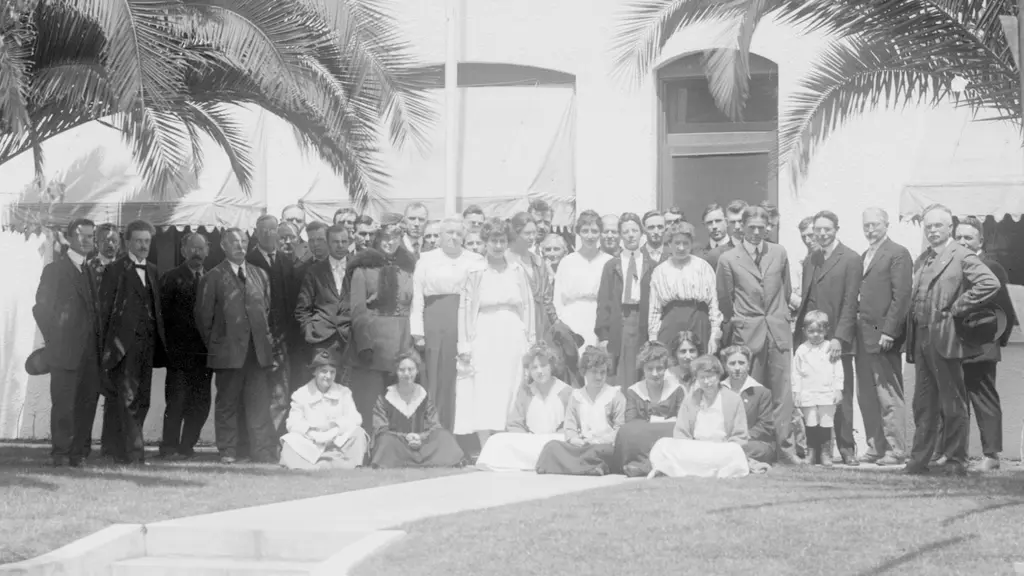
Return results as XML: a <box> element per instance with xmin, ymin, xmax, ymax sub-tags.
<box><xmin>173</xmin><ymin>100</ymin><xmax>253</xmax><ymax>190</ymax></box>
<box><xmin>117</xmin><ymin>106</ymin><xmax>193</xmax><ymax>197</ymax></box>
<box><xmin>702</xmin><ymin>0</ymin><xmax>771</xmax><ymax>121</ymax></box>
<box><xmin>0</xmin><ymin>17</ymin><xmax>43</xmax><ymax>178</ymax></box>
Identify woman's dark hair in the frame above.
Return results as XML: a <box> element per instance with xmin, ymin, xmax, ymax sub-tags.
<box><xmin>719</xmin><ymin>345</ymin><xmax>752</xmax><ymax>365</ymax></box>
<box><xmin>394</xmin><ymin>349</ymin><xmax>425</xmax><ymax>382</ymax></box>
<box><xmin>578</xmin><ymin>345</ymin><xmax>613</xmax><ymax>375</ymax></box>
<box><xmin>636</xmin><ymin>340</ymin><xmax>672</xmax><ymax>368</ymax></box>
<box><xmin>508</xmin><ymin>212</ymin><xmax>535</xmax><ymax>241</ymax></box>
<box><xmin>669</xmin><ymin>330</ymin><xmax>705</xmax><ymax>360</ymax></box>
<box><xmin>481</xmin><ymin>217</ymin><xmax>513</xmax><ymax>243</ymax></box>
<box><xmin>522</xmin><ymin>343</ymin><xmax>564</xmax><ymax>376</ymax></box>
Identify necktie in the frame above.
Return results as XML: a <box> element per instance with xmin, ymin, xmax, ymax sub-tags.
<box><xmin>193</xmin><ymin>269</ymin><xmax>202</xmax><ymax>289</ymax></box>
<box><xmin>237</xmin><ymin>266</ymin><xmax>246</xmax><ymax>284</ymax></box>
<box><xmin>269</xmin><ymin>252</ymin><xmax>275</xmax><ymax>267</ymax></box>
<box><xmin>134</xmin><ymin>264</ymin><xmax>147</xmax><ymax>270</ymax></box>
<box><xmin>754</xmin><ymin>247</ymin><xmax>763</xmax><ymax>269</ymax></box>
<box><xmin>624</xmin><ymin>251</ymin><xmax>637</xmax><ymax>304</ymax></box>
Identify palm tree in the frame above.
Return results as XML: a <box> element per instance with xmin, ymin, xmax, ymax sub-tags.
<box><xmin>0</xmin><ymin>0</ymin><xmax>434</xmax><ymax>209</ymax></box>
<box><xmin>610</xmin><ymin>0</ymin><xmax>1020</xmax><ymax>186</ymax></box>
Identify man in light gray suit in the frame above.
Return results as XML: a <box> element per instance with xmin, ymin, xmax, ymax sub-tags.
<box><xmin>195</xmin><ymin>228</ymin><xmax>277</xmax><ymax>464</ymax></box>
<box><xmin>716</xmin><ymin>205</ymin><xmax>800</xmax><ymax>464</ymax></box>
<box><xmin>904</xmin><ymin>204</ymin><xmax>999</xmax><ymax>476</ymax></box>
<box><xmin>855</xmin><ymin>208</ymin><xmax>913</xmax><ymax>466</ymax></box>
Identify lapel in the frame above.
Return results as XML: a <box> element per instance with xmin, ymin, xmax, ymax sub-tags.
<box><xmin>63</xmin><ymin>254</ymin><xmax>91</xmax><ymax>309</ymax></box>
<box><xmin>815</xmin><ymin>243</ymin><xmax>844</xmax><ymax>282</ymax></box>
<box><xmin>735</xmin><ymin>243</ymin><xmax>763</xmax><ymax>280</ymax></box>
<box><xmin>926</xmin><ymin>243</ymin><xmax>956</xmax><ymax>289</ymax></box>
<box><xmin>863</xmin><ymin>239</ymin><xmax>885</xmax><ymax>277</ymax></box>
<box><xmin>248</xmin><ymin>248</ymin><xmax>271</xmax><ymax>273</ymax></box>
<box><xmin>126</xmin><ymin>258</ymin><xmax>149</xmax><ymax>299</ymax></box>
<box><xmin>610</xmin><ymin>254</ymin><xmax>623</xmax><ymax>283</ymax></box>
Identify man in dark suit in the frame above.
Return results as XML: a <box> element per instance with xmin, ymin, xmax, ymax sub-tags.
<box><xmin>33</xmin><ymin>219</ymin><xmax>102</xmax><ymax>467</ymax></box>
<box><xmin>703</xmin><ymin>200</ymin><xmax>748</xmax><ymax>272</ymax></box>
<box><xmin>794</xmin><ymin>210</ymin><xmax>862</xmax><ymax>466</ymax></box>
<box><xmin>697</xmin><ymin>203</ymin><xmax>732</xmax><ymax>271</ymax></box>
<box><xmin>195</xmin><ymin>228</ymin><xmax>277</xmax><ymax>464</ymax></box>
<box><xmin>904</xmin><ymin>204</ymin><xmax>999</xmax><ymax>475</ymax></box>
<box><xmin>954</xmin><ymin>216</ymin><xmax>1016</xmax><ymax>471</ymax></box>
<box><xmin>158</xmin><ymin>231</ymin><xmax>212</xmax><ymax>460</ymax></box>
<box><xmin>99</xmin><ymin>220</ymin><xmax>168</xmax><ymax>465</ymax></box>
<box><xmin>854</xmin><ymin>208</ymin><xmax>913</xmax><ymax>466</ymax></box>
<box><xmin>85</xmin><ymin>221</ymin><xmax>120</xmax><ymax>457</ymax></box>
<box><xmin>640</xmin><ymin>210</ymin><xmax>668</xmax><ymax>263</ymax></box>
<box><xmin>247</xmin><ymin>214</ymin><xmax>298</xmax><ymax>434</ymax></box>
<box><xmin>717</xmin><ymin>205</ymin><xmax>799</xmax><ymax>464</ymax></box>
<box><xmin>291</xmin><ymin>220</ymin><xmax>330</xmax><ymax>388</ymax></box>
<box><xmin>295</xmin><ymin>224</ymin><xmax>353</xmax><ymax>376</ymax></box>
<box><xmin>596</xmin><ymin>213</ymin><xmax>656</xmax><ymax>387</ymax></box>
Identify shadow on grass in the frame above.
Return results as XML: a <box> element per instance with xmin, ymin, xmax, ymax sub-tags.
<box><xmin>2</xmin><ymin>466</ymin><xmax>208</xmax><ymax>488</ymax></box>
<box><xmin>0</xmin><ymin>474</ymin><xmax>60</xmax><ymax>490</ymax></box>
<box><xmin>854</xmin><ymin>534</ymin><xmax>979</xmax><ymax>575</ymax></box>
<box><xmin>940</xmin><ymin>499</ymin><xmax>1024</xmax><ymax>526</ymax></box>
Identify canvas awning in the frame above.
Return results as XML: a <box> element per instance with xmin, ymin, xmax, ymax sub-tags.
<box><xmin>899</xmin><ymin>181</ymin><xmax>1024</xmax><ymax>222</ymax></box>
<box><xmin>2</xmin><ymin>107</ymin><xmax>269</xmax><ymax>230</ymax></box>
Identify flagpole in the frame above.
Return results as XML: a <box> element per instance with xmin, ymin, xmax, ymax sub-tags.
<box><xmin>443</xmin><ymin>0</ymin><xmax>459</xmax><ymax>216</ymax></box>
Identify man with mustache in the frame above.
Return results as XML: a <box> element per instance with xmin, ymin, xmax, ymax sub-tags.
<box><xmin>98</xmin><ymin>219</ymin><xmax>168</xmax><ymax>465</ymax></box>
<box><xmin>88</xmin><ymin>223</ymin><xmax>121</xmax><ymax>278</ymax></box>
<box><xmin>158</xmin><ymin>231</ymin><xmax>212</xmax><ymax>460</ymax></box>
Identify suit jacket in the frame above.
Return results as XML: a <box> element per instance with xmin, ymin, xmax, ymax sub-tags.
<box><xmin>964</xmin><ymin>253</ymin><xmax>1016</xmax><ymax>363</ymax></box>
<box><xmin>856</xmin><ymin>238</ymin><xmax>913</xmax><ymax>355</ymax></box>
<box><xmin>33</xmin><ymin>253</ymin><xmax>100</xmax><ymax>370</ymax></box>
<box><xmin>733</xmin><ymin>378</ymin><xmax>774</xmax><ymax>446</ymax></box>
<box><xmin>246</xmin><ymin>247</ymin><xmax>297</xmax><ymax>338</ymax></box>
<box><xmin>905</xmin><ymin>241</ymin><xmax>1000</xmax><ymax>361</ymax></box>
<box><xmin>160</xmin><ymin>263</ymin><xmax>208</xmax><ymax>371</ymax></box>
<box><xmin>194</xmin><ymin>260</ymin><xmax>274</xmax><ymax>370</ymax></box>
<box><xmin>594</xmin><ymin>250</ymin><xmax>656</xmax><ymax>362</ymax></box>
<box><xmin>99</xmin><ymin>255</ymin><xmax>167</xmax><ymax>371</ymax></box>
<box><xmin>716</xmin><ymin>242</ymin><xmax>793</xmax><ymax>352</ymax></box>
<box><xmin>795</xmin><ymin>242</ymin><xmax>862</xmax><ymax>353</ymax></box>
<box><xmin>700</xmin><ymin>239</ymin><xmax>733</xmax><ymax>273</ymax></box>
<box><xmin>295</xmin><ymin>257</ymin><xmax>350</xmax><ymax>346</ymax></box>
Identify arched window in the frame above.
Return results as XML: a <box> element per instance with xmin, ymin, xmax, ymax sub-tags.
<box><xmin>657</xmin><ymin>52</ymin><xmax>779</xmax><ymax>245</ymax></box>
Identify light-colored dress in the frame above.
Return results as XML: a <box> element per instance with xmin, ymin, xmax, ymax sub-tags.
<box><xmin>553</xmin><ymin>250</ymin><xmax>613</xmax><ymax>346</ymax></box>
<box><xmin>476</xmin><ymin>379</ymin><xmax>572</xmax><ymax>472</ymax></box>
<box><xmin>649</xmin><ymin>387</ymin><xmax>750</xmax><ymax>479</ymax></box>
<box><xmin>648</xmin><ymin>256</ymin><xmax>723</xmax><ymax>345</ymax></box>
<box><xmin>534</xmin><ymin>384</ymin><xmax>626</xmax><ymax>475</ymax></box>
<box><xmin>792</xmin><ymin>340</ymin><xmax>844</xmax><ymax>427</ymax></box>
<box><xmin>279</xmin><ymin>381</ymin><xmax>369</xmax><ymax>470</ymax></box>
<box><xmin>456</xmin><ymin>262</ymin><xmax>534</xmax><ymax>433</ymax></box>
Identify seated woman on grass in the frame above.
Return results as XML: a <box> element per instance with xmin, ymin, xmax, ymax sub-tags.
<box><xmin>611</xmin><ymin>341</ymin><xmax>687</xmax><ymax>477</ymax></box>
<box><xmin>664</xmin><ymin>330</ymin><xmax>703</xmax><ymax>396</ymax></box>
<box><xmin>648</xmin><ymin>355</ymin><xmax>750</xmax><ymax>479</ymax></box>
<box><xmin>369</xmin><ymin>350</ymin><xmax>465</xmax><ymax>468</ymax></box>
<box><xmin>535</xmin><ymin>346</ymin><xmax>625</xmax><ymax>476</ymax></box>
<box><xmin>475</xmin><ymin>344</ymin><xmax>573</xmax><ymax>472</ymax></box>
<box><xmin>721</xmin><ymin>345</ymin><xmax>776</xmax><ymax>466</ymax></box>
<box><xmin>280</xmin><ymin>350</ymin><xmax>369</xmax><ymax>470</ymax></box>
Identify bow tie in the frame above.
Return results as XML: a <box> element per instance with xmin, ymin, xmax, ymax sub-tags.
<box><xmin>133</xmin><ymin>263</ymin><xmax>147</xmax><ymax>270</ymax></box>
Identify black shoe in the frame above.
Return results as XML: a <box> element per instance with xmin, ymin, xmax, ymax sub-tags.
<box><xmin>68</xmin><ymin>457</ymin><xmax>85</xmax><ymax>468</ymax></box>
<box><xmin>840</xmin><ymin>452</ymin><xmax>859</xmax><ymax>467</ymax></box>
<box><xmin>902</xmin><ymin>465</ymin><xmax>929</xmax><ymax>475</ymax></box>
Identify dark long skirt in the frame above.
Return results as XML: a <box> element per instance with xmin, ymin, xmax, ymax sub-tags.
<box><xmin>535</xmin><ymin>441</ymin><xmax>614</xmax><ymax>475</ymax></box>
<box><xmin>657</xmin><ymin>300</ymin><xmax>711</xmax><ymax>350</ymax></box>
<box><xmin>346</xmin><ymin>367</ymin><xmax>390</xmax><ymax>435</ymax></box>
<box><xmin>370</xmin><ymin>429</ymin><xmax>464</xmax><ymax>468</ymax></box>
<box><xmin>611</xmin><ymin>420</ymin><xmax>675</xmax><ymax>474</ymax></box>
<box><xmin>423</xmin><ymin>294</ymin><xmax>460</xmax><ymax>431</ymax></box>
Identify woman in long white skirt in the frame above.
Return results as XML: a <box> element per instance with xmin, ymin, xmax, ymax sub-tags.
<box><xmin>456</xmin><ymin>218</ymin><xmax>535</xmax><ymax>452</ymax></box>
<box><xmin>649</xmin><ymin>355</ymin><xmax>750</xmax><ymax>479</ymax></box>
<box><xmin>476</xmin><ymin>344</ymin><xmax>571</xmax><ymax>471</ymax></box>
<box><xmin>553</xmin><ymin>210</ymin><xmax>611</xmax><ymax>346</ymax></box>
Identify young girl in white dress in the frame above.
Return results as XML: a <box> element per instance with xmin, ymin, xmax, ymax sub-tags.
<box><xmin>553</xmin><ymin>210</ymin><xmax>612</xmax><ymax>347</ymax></box>
<box><xmin>475</xmin><ymin>344</ymin><xmax>572</xmax><ymax>472</ymax></box>
<box><xmin>792</xmin><ymin>310</ymin><xmax>844</xmax><ymax>466</ymax></box>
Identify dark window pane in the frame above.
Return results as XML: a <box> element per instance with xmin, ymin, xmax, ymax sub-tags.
<box><xmin>665</xmin><ymin>74</ymin><xmax>778</xmax><ymax>133</ymax></box>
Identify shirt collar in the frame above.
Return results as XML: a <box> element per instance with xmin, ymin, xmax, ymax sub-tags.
<box><xmin>743</xmin><ymin>239</ymin><xmax>763</xmax><ymax>255</ymax></box>
<box><xmin>726</xmin><ymin>376</ymin><xmax>763</xmax><ymax>394</ymax></box>
<box><xmin>629</xmin><ymin>377</ymin><xmax>681</xmax><ymax>403</ymax></box>
<box><xmin>128</xmin><ymin>253</ymin><xmax>147</xmax><ymax>266</ymax></box>
<box><xmin>228</xmin><ymin>260</ymin><xmax>243</xmax><ymax>275</ymax></box>
<box><xmin>928</xmin><ymin>237</ymin><xmax>953</xmax><ymax>256</ymax></box>
<box><xmin>329</xmin><ymin>255</ymin><xmax>346</xmax><ymax>269</ymax></box>
<box><xmin>385</xmin><ymin>384</ymin><xmax>427</xmax><ymax>418</ymax></box>
<box><xmin>869</xmin><ymin>236</ymin><xmax>887</xmax><ymax>250</ymax></box>
<box><xmin>709</xmin><ymin>237</ymin><xmax>728</xmax><ymax>249</ymax></box>
<box><xmin>258</xmin><ymin>246</ymin><xmax>276</xmax><ymax>263</ymax></box>
<box><xmin>821</xmin><ymin>241</ymin><xmax>838</xmax><ymax>260</ymax></box>
<box><xmin>305</xmin><ymin>381</ymin><xmax>345</xmax><ymax>403</ymax></box>
<box><xmin>67</xmin><ymin>250</ymin><xmax>86</xmax><ymax>267</ymax></box>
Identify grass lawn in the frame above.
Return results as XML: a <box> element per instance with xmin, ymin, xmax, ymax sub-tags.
<box><xmin>357</xmin><ymin>466</ymin><xmax>1024</xmax><ymax>576</ymax></box>
<box><xmin>0</xmin><ymin>443</ymin><xmax>463</xmax><ymax>565</ymax></box>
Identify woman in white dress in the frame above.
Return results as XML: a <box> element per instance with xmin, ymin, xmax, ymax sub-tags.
<box><xmin>649</xmin><ymin>355</ymin><xmax>750</xmax><ymax>479</ymax></box>
<box><xmin>553</xmin><ymin>210</ymin><xmax>612</xmax><ymax>346</ymax></box>
<box><xmin>475</xmin><ymin>344</ymin><xmax>572</xmax><ymax>471</ymax></box>
<box><xmin>410</xmin><ymin>216</ymin><xmax>483</xmax><ymax>431</ymax></box>
<box><xmin>648</xmin><ymin>221</ymin><xmax>722</xmax><ymax>355</ymax></box>
<box><xmin>457</xmin><ymin>218</ymin><xmax>536</xmax><ymax>450</ymax></box>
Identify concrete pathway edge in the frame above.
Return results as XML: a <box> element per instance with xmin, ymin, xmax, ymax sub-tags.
<box><xmin>0</xmin><ymin>524</ymin><xmax>144</xmax><ymax>576</ymax></box>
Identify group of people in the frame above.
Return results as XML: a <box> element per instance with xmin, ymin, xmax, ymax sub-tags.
<box><xmin>32</xmin><ymin>195</ymin><xmax>1014</xmax><ymax>478</ymax></box>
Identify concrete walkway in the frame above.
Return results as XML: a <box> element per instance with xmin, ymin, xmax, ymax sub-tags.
<box><xmin>155</xmin><ymin>471</ymin><xmax>633</xmax><ymax>531</ymax></box>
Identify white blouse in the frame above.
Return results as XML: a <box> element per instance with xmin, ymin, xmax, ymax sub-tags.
<box><xmin>553</xmin><ymin>250</ymin><xmax>612</xmax><ymax>344</ymax></box>
<box><xmin>410</xmin><ymin>249</ymin><xmax>484</xmax><ymax>337</ymax></box>
<box><xmin>792</xmin><ymin>341</ymin><xmax>845</xmax><ymax>407</ymax></box>
<box><xmin>693</xmin><ymin>392</ymin><xmax>727</xmax><ymax>442</ymax></box>
<box><xmin>648</xmin><ymin>256</ymin><xmax>723</xmax><ymax>342</ymax></box>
